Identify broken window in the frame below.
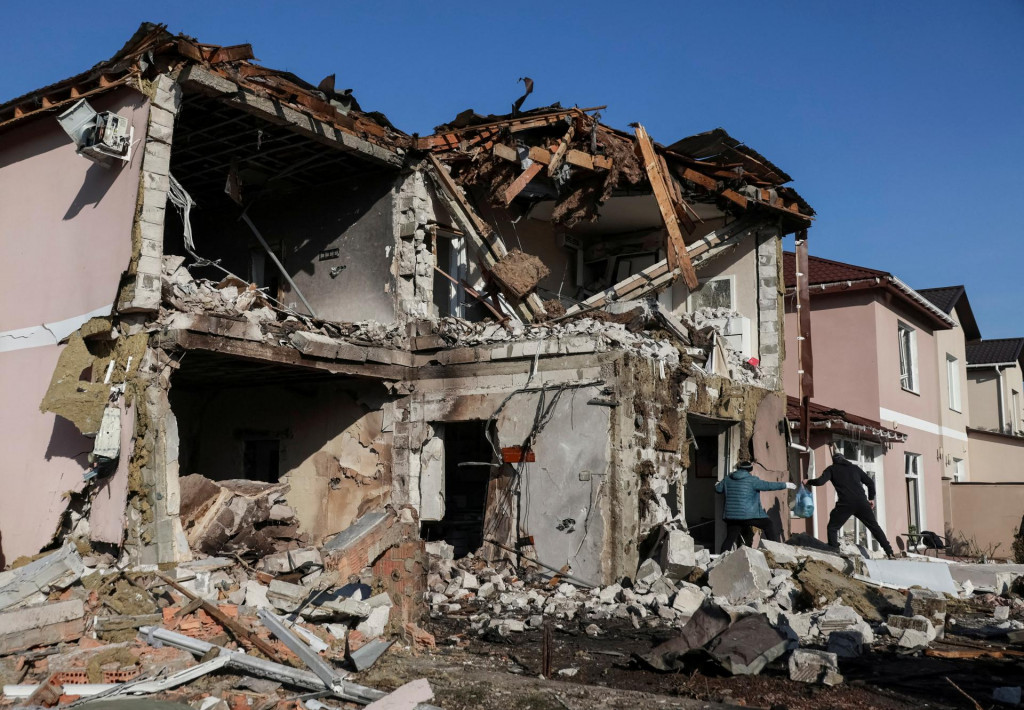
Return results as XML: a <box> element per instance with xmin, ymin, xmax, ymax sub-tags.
<box><xmin>688</xmin><ymin>276</ymin><xmax>736</xmax><ymax>312</ymax></box>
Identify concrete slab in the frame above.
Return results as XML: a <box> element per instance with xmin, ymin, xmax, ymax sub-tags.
<box><xmin>862</xmin><ymin>559</ymin><xmax>956</xmax><ymax>594</ymax></box>
<box><xmin>948</xmin><ymin>563</ymin><xmax>1024</xmax><ymax>593</ymax></box>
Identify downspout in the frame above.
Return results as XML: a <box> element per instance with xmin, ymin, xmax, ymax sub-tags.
<box><xmin>996</xmin><ymin>366</ymin><xmax>1006</xmax><ymax>433</ymax></box>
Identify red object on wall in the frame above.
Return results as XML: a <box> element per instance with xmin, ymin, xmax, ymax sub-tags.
<box><xmin>501</xmin><ymin>446</ymin><xmax>536</xmax><ymax>463</ymax></box>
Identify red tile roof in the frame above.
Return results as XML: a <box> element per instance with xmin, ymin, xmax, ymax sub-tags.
<box><xmin>783</xmin><ymin>252</ymin><xmax>888</xmax><ymax>289</ymax></box>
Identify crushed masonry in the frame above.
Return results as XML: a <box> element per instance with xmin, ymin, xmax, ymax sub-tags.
<box><xmin>0</xmin><ymin>20</ymin><xmax>1021</xmax><ymax>710</ymax></box>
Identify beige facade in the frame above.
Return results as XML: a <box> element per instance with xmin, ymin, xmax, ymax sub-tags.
<box><xmin>967</xmin><ymin>363</ymin><xmax>1024</xmax><ymax>436</ymax></box>
<box><xmin>931</xmin><ymin>307</ymin><xmax>972</xmax><ymax>481</ymax></box>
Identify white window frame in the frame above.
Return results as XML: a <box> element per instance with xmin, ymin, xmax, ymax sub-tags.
<box><xmin>952</xmin><ymin>457</ymin><xmax>966</xmax><ymax>482</ymax></box>
<box><xmin>946</xmin><ymin>354</ymin><xmax>961</xmax><ymax>412</ymax></box>
<box><xmin>687</xmin><ymin>275</ymin><xmax>737</xmax><ymax>313</ymax></box>
<box><xmin>1013</xmin><ymin>389</ymin><xmax>1021</xmax><ymax>435</ymax></box>
<box><xmin>835</xmin><ymin>438</ymin><xmax>885</xmax><ymax>552</ymax></box>
<box><xmin>904</xmin><ymin>452</ymin><xmax>925</xmax><ymax>534</ymax></box>
<box><xmin>898</xmin><ymin>323</ymin><xmax>919</xmax><ymax>394</ymax></box>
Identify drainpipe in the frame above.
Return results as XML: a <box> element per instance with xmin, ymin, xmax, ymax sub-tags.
<box><xmin>997</xmin><ymin>366</ymin><xmax>1006</xmax><ymax>433</ymax></box>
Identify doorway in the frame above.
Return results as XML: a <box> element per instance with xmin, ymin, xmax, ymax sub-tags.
<box><xmin>420</xmin><ymin>421</ymin><xmax>495</xmax><ymax>557</ymax></box>
<box><xmin>684</xmin><ymin>415</ymin><xmax>739</xmax><ymax>553</ymax></box>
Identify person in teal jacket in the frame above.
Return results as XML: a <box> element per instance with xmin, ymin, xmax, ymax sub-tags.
<box><xmin>715</xmin><ymin>460</ymin><xmax>796</xmax><ymax>551</ymax></box>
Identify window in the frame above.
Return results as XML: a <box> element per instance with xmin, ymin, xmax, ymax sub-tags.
<box><xmin>952</xmin><ymin>457</ymin><xmax>966</xmax><ymax>482</ymax></box>
<box><xmin>946</xmin><ymin>354</ymin><xmax>961</xmax><ymax>412</ymax></box>
<box><xmin>898</xmin><ymin>323</ymin><xmax>919</xmax><ymax>393</ymax></box>
<box><xmin>688</xmin><ymin>275</ymin><xmax>736</xmax><ymax>312</ymax></box>
<box><xmin>1014</xmin><ymin>390</ymin><xmax>1021</xmax><ymax>435</ymax></box>
<box><xmin>904</xmin><ymin>453</ymin><xmax>922</xmax><ymax>533</ymax></box>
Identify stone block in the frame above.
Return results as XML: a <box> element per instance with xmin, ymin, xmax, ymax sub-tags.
<box><xmin>708</xmin><ymin>547</ymin><xmax>772</xmax><ymax>603</ymax></box>
<box><xmin>636</xmin><ymin>559</ymin><xmax>663</xmax><ymax>586</ymax></box>
<box><xmin>261</xmin><ymin>547</ymin><xmax>323</xmax><ymax>574</ymax></box>
<box><xmin>660</xmin><ymin>530</ymin><xmax>697</xmax><ymax>580</ymax></box>
<box><xmin>760</xmin><ymin>539</ymin><xmax>799</xmax><ymax>565</ymax></box>
<box><xmin>789</xmin><ymin>649</ymin><xmax>843</xmax><ymax>685</ymax></box>
<box><xmin>671</xmin><ymin>583</ymin><xmax>705</xmax><ymax>616</ymax></box>
<box><xmin>598</xmin><ymin>583</ymin><xmax>621</xmax><ymax>604</ymax></box>
<box><xmin>827</xmin><ymin>630</ymin><xmax>864</xmax><ymax>658</ymax></box>
<box><xmin>897</xmin><ymin>628</ymin><xmax>930</xmax><ymax>651</ymax></box>
<box><xmin>355</xmin><ymin>605</ymin><xmax>390</xmax><ymax>639</ymax></box>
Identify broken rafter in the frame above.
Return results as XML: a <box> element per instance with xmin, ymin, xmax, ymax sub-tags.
<box><xmin>503</xmin><ymin>161</ymin><xmax>544</xmax><ymax>205</ymax></box>
<box><xmin>633</xmin><ymin>125</ymin><xmax>699</xmax><ymax>290</ymax></box>
<box><xmin>426</xmin><ymin>154</ymin><xmax>546</xmax><ymax>321</ymax></box>
<box><xmin>547</xmin><ymin>123</ymin><xmax>576</xmax><ymax>176</ymax></box>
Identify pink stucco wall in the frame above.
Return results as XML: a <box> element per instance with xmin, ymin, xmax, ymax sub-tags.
<box><xmin>784</xmin><ymin>287</ymin><xmax>950</xmax><ymax>547</ymax></box>
<box><xmin>0</xmin><ymin>88</ymin><xmax>148</xmax><ymax>562</ymax></box>
<box><xmin>783</xmin><ymin>290</ymin><xmax>880</xmax><ymax>419</ymax></box>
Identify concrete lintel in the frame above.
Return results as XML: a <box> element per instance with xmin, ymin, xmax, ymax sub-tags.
<box><xmin>177</xmin><ymin>65</ymin><xmax>402</xmax><ymax>168</ymax></box>
<box><xmin>166</xmin><ymin>329</ymin><xmax>407</xmax><ymax>380</ymax></box>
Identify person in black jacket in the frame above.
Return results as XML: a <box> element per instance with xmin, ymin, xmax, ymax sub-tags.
<box><xmin>804</xmin><ymin>452</ymin><xmax>895</xmax><ymax>558</ymax></box>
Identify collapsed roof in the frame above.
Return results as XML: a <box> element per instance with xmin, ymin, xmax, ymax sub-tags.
<box><xmin>418</xmin><ymin>104</ymin><xmax>814</xmax><ymax>231</ymax></box>
<box><xmin>0</xmin><ymin>22</ymin><xmax>408</xmax><ymax>151</ymax></box>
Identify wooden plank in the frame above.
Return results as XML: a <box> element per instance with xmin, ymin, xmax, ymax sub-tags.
<box><xmin>565</xmin><ymin>149</ymin><xmax>594</xmax><ymax>170</ymax></box>
<box><xmin>528</xmin><ymin>146</ymin><xmax>552</xmax><ymax>165</ymax></box>
<box><xmin>492</xmin><ymin>143</ymin><xmax>518</xmax><ymax>162</ymax></box>
<box><xmin>634</xmin><ymin>125</ymin><xmax>698</xmax><ymax>290</ymax></box>
<box><xmin>504</xmin><ymin>161</ymin><xmax>545</xmax><ymax>205</ymax></box>
<box><xmin>681</xmin><ymin>167</ymin><xmax>718</xmax><ymax>191</ymax></box>
<box><xmin>157</xmin><ymin>574</ymin><xmax>286</xmax><ymax>664</ymax></box>
<box><xmin>593</xmin><ymin>155</ymin><xmax>613</xmax><ymax>170</ymax></box>
<box><xmin>209</xmin><ymin>44</ymin><xmax>255</xmax><ymax>64</ymax></box>
<box><xmin>720</xmin><ymin>189</ymin><xmax>749</xmax><ymax>208</ymax></box>
<box><xmin>795</xmin><ymin>233</ymin><xmax>814</xmax><ymax>400</ymax></box>
<box><xmin>547</xmin><ymin>124</ymin><xmax>576</xmax><ymax>176</ymax></box>
<box><xmin>660</xmin><ymin>154</ymin><xmax>697</xmax><ymax>234</ymax></box>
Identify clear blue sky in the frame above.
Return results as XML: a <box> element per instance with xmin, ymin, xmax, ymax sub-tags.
<box><xmin>4</xmin><ymin>2</ymin><xmax>1022</xmax><ymax>337</ymax></box>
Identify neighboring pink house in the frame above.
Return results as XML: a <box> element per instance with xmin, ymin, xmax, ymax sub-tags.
<box><xmin>782</xmin><ymin>253</ymin><xmax>958</xmax><ymax>553</ymax></box>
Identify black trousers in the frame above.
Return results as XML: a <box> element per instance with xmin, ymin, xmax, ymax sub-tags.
<box><xmin>826</xmin><ymin>499</ymin><xmax>893</xmax><ymax>554</ymax></box>
<box><xmin>722</xmin><ymin>517</ymin><xmax>780</xmax><ymax>552</ymax></box>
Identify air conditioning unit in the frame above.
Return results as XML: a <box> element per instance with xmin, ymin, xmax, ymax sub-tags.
<box><xmin>57</xmin><ymin>99</ymin><xmax>133</xmax><ymax>167</ymax></box>
<box><xmin>557</xmin><ymin>233</ymin><xmax>583</xmax><ymax>250</ymax></box>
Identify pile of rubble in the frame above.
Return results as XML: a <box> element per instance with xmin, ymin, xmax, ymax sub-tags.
<box><xmin>423</xmin><ymin>529</ymin><xmax>1024</xmax><ymax>698</ymax></box>
<box><xmin>159</xmin><ymin>256</ymin><xmax>406</xmax><ymax>349</ymax></box>
<box><xmin>0</xmin><ymin>507</ymin><xmax>442</xmax><ymax>709</ymax></box>
<box><xmin>435</xmin><ymin>313</ymin><xmax>681</xmax><ymax>366</ymax></box>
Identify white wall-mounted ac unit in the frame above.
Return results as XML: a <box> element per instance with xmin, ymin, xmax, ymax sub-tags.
<box><xmin>57</xmin><ymin>99</ymin><xmax>133</xmax><ymax>167</ymax></box>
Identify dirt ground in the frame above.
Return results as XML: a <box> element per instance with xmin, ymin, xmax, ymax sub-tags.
<box><xmin>354</xmin><ymin>616</ymin><xmax>1021</xmax><ymax>710</ymax></box>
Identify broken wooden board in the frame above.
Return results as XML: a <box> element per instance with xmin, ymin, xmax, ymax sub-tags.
<box><xmin>634</xmin><ymin>125</ymin><xmax>698</xmax><ymax>290</ymax></box>
<box><xmin>503</xmin><ymin>162</ymin><xmax>544</xmax><ymax>205</ymax></box>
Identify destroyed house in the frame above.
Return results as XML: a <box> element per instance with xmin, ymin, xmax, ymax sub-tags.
<box><xmin>0</xmin><ymin>24</ymin><xmax>814</xmax><ymax>592</ymax></box>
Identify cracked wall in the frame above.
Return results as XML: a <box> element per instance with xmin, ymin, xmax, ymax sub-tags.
<box><xmin>169</xmin><ymin>378</ymin><xmax>394</xmax><ymax>545</ymax></box>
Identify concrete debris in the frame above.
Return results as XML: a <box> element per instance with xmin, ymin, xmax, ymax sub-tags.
<box><xmin>0</xmin><ymin>542</ymin><xmax>84</xmax><ymax>611</ymax></box>
<box><xmin>660</xmin><ymin>530</ymin><xmax>697</xmax><ymax>580</ymax></box>
<box><xmin>788</xmin><ymin>649</ymin><xmax>843</xmax><ymax>685</ymax></box>
<box><xmin>708</xmin><ymin>546</ymin><xmax>772</xmax><ymax>603</ymax></box>
<box><xmin>862</xmin><ymin>558</ymin><xmax>957</xmax><ymax>594</ymax></box>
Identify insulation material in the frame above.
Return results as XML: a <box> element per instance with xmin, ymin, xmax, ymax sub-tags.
<box><xmin>490</xmin><ymin>249</ymin><xmax>550</xmax><ymax>299</ymax></box>
<box><xmin>89</xmin><ymin>399</ymin><xmax>134</xmax><ymax>545</ymax></box>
